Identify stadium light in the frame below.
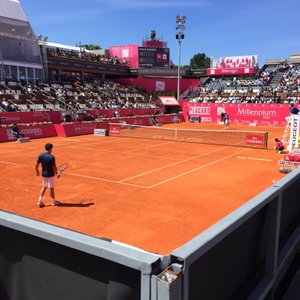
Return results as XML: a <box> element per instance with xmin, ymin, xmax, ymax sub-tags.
<box><xmin>175</xmin><ymin>15</ymin><xmax>186</xmax><ymax>103</ymax></box>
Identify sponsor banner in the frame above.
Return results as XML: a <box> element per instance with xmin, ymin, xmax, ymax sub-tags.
<box><xmin>55</xmin><ymin>122</ymin><xmax>97</xmax><ymax>137</ymax></box>
<box><xmin>0</xmin><ymin>124</ymin><xmax>57</xmax><ymax>142</ymax></box>
<box><xmin>54</xmin><ymin>114</ymin><xmax>184</xmax><ymax>137</ymax></box>
<box><xmin>159</xmin><ymin>96</ymin><xmax>179</xmax><ymax>106</ymax></box>
<box><xmin>94</xmin><ymin>129</ymin><xmax>107</xmax><ymax>136</ymax></box>
<box><xmin>109</xmin><ymin>126</ymin><xmax>120</xmax><ymax>135</ymax></box>
<box><xmin>207</xmin><ymin>67</ymin><xmax>256</xmax><ymax>76</ymax></box>
<box><xmin>1</xmin><ymin>115</ymin><xmax>184</xmax><ymax>141</ymax></box>
<box><xmin>278</xmin><ymin>160</ymin><xmax>300</xmax><ymax>166</ymax></box>
<box><xmin>288</xmin><ymin>115</ymin><xmax>300</xmax><ymax>151</ymax></box>
<box><xmin>246</xmin><ymin>134</ymin><xmax>265</xmax><ymax>146</ymax></box>
<box><xmin>210</xmin><ymin>55</ymin><xmax>258</xmax><ymax>69</ymax></box>
<box><xmin>182</xmin><ymin>103</ymin><xmax>295</xmax><ymax>126</ymax></box>
<box><xmin>0</xmin><ymin>111</ymin><xmax>62</xmax><ymax>125</ymax></box>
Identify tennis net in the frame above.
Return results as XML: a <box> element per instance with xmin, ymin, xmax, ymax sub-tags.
<box><xmin>107</xmin><ymin>123</ymin><xmax>268</xmax><ymax>149</ymax></box>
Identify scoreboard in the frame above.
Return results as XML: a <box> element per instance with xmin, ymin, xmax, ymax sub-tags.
<box><xmin>138</xmin><ymin>47</ymin><xmax>170</xmax><ymax>68</ymax></box>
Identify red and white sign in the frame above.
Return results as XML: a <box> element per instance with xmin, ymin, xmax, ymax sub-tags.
<box><xmin>208</xmin><ymin>55</ymin><xmax>258</xmax><ymax>76</ymax></box>
<box><xmin>211</xmin><ymin>55</ymin><xmax>258</xmax><ymax>69</ymax></box>
<box><xmin>0</xmin><ymin>111</ymin><xmax>62</xmax><ymax>125</ymax></box>
<box><xmin>0</xmin><ymin>124</ymin><xmax>57</xmax><ymax>142</ymax></box>
<box><xmin>159</xmin><ymin>96</ymin><xmax>179</xmax><ymax>106</ymax></box>
<box><xmin>287</xmin><ymin>115</ymin><xmax>300</xmax><ymax>151</ymax></box>
<box><xmin>207</xmin><ymin>67</ymin><xmax>256</xmax><ymax>76</ymax></box>
<box><xmin>182</xmin><ymin>102</ymin><xmax>296</xmax><ymax>126</ymax></box>
<box><xmin>55</xmin><ymin>122</ymin><xmax>97</xmax><ymax>137</ymax></box>
<box><xmin>246</xmin><ymin>134</ymin><xmax>265</xmax><ymax>146</ymax></box>
<box><xmin>109</xmin><ymin>126</ymin><xmax>121</xmax><ymax>135</ymax></box>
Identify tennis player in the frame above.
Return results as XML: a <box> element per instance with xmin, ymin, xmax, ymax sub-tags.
<box><xmin>35</xmin><ymin>143</ymin><xmax>61</xmax><ymax>207</ymax></box>
<box><xmin>223</xmin><ymin>111</ymin><xmax>229</xmax><ymax>129</ymax></box>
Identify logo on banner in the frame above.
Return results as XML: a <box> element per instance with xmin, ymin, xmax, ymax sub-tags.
<box><xmin>246</xmin><ymin>134</ymin><xmax>264</xmax><ymax>146</ymax></box>
<box><xmin>237</xmin><ymin>108</ymin><xmax>276</xmax><ymax>119</ymax></box>
<box><xmin>189</xmin><ymin>106</ymin><xmax>210</xmax><ymax>115</ymax></box>
<box><xmin>155</xmin><ymin>81</ymin><xmax>165</xmax><ymax>91</ymax></box>
<box><xmin>217</xmin><ymin>107</ymin><xmax>225</xmax><ymax>114</ymax></box>
<box><xmin>291</xmin><ymin>117</ymin><xmax>299</xmax><ymax>149</ymax></box>
<box><xmin>33</xmin><ymin>111</ymin><xmax>51</xmax><ymax>121</ymax></box>
<box><xmin>21</xmin><ymin>128</ymin><xmax>42</xmax><ymax>136</ymax></box>
<box><xmin>109</xmin><ymin>126</ymin><xmax>120</xmax><ymax>135</ymax></box>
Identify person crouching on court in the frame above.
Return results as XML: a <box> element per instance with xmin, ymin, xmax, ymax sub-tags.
<box><xmin>274</xmin><ymin>138</ymin><xmax>284</xmax><ymax>154</ymax></box>
<box><xmin>11</xmin><ymin>123</ymin><xmax>24</xmax><ymax>139</ymax></box>
<box><xmin>35</xmin><ymin>143</ymin><xmax>61</xmax><ymax>207</ymax></box>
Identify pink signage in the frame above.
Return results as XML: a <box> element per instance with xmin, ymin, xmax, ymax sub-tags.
<box><xmin>207</xmin><ymin>67</ymin><xmax>256</xmax><ymax>76</ymax></box>
<box><xmin>159</xmin><ymin>96</ymin><xmax>179</xmax><ymax>106</ymax></box>
<box><xmin>55</xmin><ymin>114</ymin><xmax>184</xmax><ymax>137</ymax></box>
<box><xmin>0</xmin><ymin>124</ymin><xmax>57</xmax><ymax>142</ymax></box>
<box><xmin>0</xmin><ymin>111</ymin><xmax>62</xmax><ymax>125</ymax></box>
<box><xmin>181</xmin><ymin>102</ymin><xmax>295</xmax><ymax>126</ymax></box>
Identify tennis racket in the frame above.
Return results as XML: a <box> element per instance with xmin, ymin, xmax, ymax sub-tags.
<box><xmin>57</xmin><ymin>163</ymin><xmax>68</xmax><ymax>178</ymax></box>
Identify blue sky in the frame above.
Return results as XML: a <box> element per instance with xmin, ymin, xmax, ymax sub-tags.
<box><xmin>21</xmin><ymin>0</ymin><xmax>300</xmax><ymax>67</ymax></box>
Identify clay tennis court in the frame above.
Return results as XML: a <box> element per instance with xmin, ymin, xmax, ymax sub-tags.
<box><xmin>0</xmin><ymin>122</ymin><xmax>286</xmax><ymax>254</ymax></box>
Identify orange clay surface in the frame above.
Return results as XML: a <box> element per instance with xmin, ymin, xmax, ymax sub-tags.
<box><xmin>0</xmin><ymin>122</ymin><xmax>287</xmax><ymax>255</ymax></box>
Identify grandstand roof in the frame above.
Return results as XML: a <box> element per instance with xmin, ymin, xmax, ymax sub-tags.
<box><xmin>43</xmin><ymin>41</ymin><xmax>94</xmax><ymax>53</ymax></box>
<box><xmin>0</xmin><ymin>0</ymin><xmax>28</xmax><ymax>22</ymax></box>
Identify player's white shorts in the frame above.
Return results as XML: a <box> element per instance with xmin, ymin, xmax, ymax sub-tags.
<box><xmin>42</xmin><ymin>176</ymin><xmax>55</xmax><ymax>188</ymax></box>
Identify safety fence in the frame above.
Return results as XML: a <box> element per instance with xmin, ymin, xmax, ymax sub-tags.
<box><xmin>1</xmin><ymin>170</ymin><xmax>300</xmax><ymax>299</ymax></box>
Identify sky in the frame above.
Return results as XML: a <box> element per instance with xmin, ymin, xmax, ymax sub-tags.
<box><xmin>20</xmin><ymin>0</ymin><xmax>300</xmax><ymax>67</ymax></box>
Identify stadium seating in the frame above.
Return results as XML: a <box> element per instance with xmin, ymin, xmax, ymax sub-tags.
<box><xmin>0</xmin><ymin>80</ymin><xmax>155</xmax><ymax>112</ymax></box>
<box><xmin>189</xmin><ymin>63</ymin><xmax>300</xmax><ymax>104</ymax></box>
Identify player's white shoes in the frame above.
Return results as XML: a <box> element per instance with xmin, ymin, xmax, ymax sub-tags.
<box><xmin>52</xmin><ymin>200</ymin><xmax>61</xmax><ymax>206</ymax></box>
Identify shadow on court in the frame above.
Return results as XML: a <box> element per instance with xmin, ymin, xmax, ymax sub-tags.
<box><xmin>59</xmin><ymin>202</ymin><xmax>95</xmax><ymax>207</ymax></box>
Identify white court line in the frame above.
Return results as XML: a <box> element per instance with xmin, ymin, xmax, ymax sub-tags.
<box><xmin>236</xmin><ymin>156</ymin><xmax>272</xmax><ymax>162</ymax></box>
<box><xmin>71</xmin><ymin>145</ymin><xmax>178</xmax><ymax>160</ymax></box>
<box><xmin>67</xmin><ymin>172</ymin><xmax>148</xmax><ymax>189</ymax></box>
<box><xmin>124</xmin><ymin>141</ymin><xmax>175</xmax><ymax>153</ymax></box>
<box><xmin>0</xmin><ymin>160</ymin><xmax>29</xmax><ymax>167</ymax></box>
<box><xmin>119</xmin><ymin>145</ymin><xmax>231</xmax><ymax>183</ymax></box>
<box><xmin>0</xmin><ymin>140</ymin><xmax>83</xmax><ymax>159</ymax></box>
<box><xmin>55</xmin><ymin>138</ymin><xmax>81</xmax><ymax>142</ymax></box>
<box><xmin>147</xmin><ymin>149</ymin><xmax>247</xmax><ymax>188</ymax></box>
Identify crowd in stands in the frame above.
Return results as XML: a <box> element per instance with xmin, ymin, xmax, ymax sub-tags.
<box><xmin>191</xmin><ymin>63</ymin><xmax>300</xmax><ymax>104</ymax></box>
<box><xmin>0</xmin><ymin>79</ymin><xmax>157</xmax><ymax>113</ymax></box>
<box><xmin>47</xmin><ymin>48</ymin><xmax>128</xmax><ymax>65</ymax></box>
<box><xmin>276</xmin><ymin>64</ymin><xmax>300</xmax><ymax>92</ymax></box>
<box><xmin>2</xmin><ymin>61</ymin><xmax>300</xmax><ymax>112</ymax></box>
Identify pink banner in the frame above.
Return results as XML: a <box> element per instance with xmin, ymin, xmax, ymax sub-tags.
<box><xmin>207</xmin><ymin>67</ymin><xmax>256</xmax><ymax>76</ymax></box>
<box><xmin>0</xmin><ymin>111</ymin><xmax>62</xmax><ymax>125</ymax></box>
<box><xmin>55</xmin><ymin>114</ymin><xmax>184</xmax><ymax>137</ymax></box>
<box><xmin>55</xmin><ymin>122</ymin><xmax>98</xmax><ymax>137</ymax></box>
<box><xmin>181</xmin><ymin>102</ymin><xmax>295</xmax><ymax>126</ymax></box>
<box><xmin>0</xmin><ymin>124</ymin><xmax>57</xmax><ymax>142</ymax></box>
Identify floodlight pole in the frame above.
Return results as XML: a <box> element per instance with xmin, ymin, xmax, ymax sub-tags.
<box><xmin>176</xmin><ymin>15</ymin><xmax>186</xmax><ymax>103</ymax></box>
<box><xmin>177</xmin><ymin>39</ymin><xmax>181</xmax><ymax>104</ymax></box>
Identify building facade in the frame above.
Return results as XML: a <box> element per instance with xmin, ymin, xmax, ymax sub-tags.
<box><xmin>0</xmin><ymin>0</ymin><xmax>44</xmax><ymax>83</ymax></box>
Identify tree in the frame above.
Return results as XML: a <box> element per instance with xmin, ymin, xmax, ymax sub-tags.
<box><xmin>85</xmin><ymin>44</ymin><xmax>102</xmax><ymax>50</ymax></box>
<box><xmin>190</xmin><ymin>53</ymin><xmax>211</xmax><ymax>69</ymax></box>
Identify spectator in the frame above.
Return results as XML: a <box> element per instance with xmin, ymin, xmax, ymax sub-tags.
<box><xmin>289</xmin><ymin>103</ymin><xmax>299</xmax><ymax>115</ymax></box>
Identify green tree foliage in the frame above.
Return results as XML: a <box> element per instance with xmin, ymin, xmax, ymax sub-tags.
<box><xmin>85</xmin><ymin>44</ymin><xmax>102</xmax><ymax>50</ymax></box>
<box><xmin>190</xmin><ymin>53</ymin><xmax>211</xmax><ymax>69</ymax></box>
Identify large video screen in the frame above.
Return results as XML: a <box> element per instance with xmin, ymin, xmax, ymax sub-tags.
<box><xmin>138</xmin><ymin>47</ymin><xmax>170</xmax><ymax>68</ymax></box>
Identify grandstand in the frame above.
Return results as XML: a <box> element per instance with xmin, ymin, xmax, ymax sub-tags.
<box><xmin>1</xmin><ymin>0</ymin><xmax>300</xmax><ymax>299</ymax></box>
